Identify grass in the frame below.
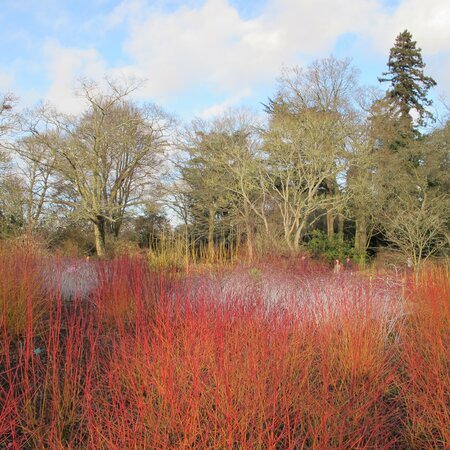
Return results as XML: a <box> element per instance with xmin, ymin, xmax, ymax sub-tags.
<box><xmin>0</xmin><ymin>242</ymin><xmax>448</xmax><ymax>449</ymax></box>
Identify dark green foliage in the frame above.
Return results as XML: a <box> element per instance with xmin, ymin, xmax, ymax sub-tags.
<box><xmin>379</xmin><ymin>30</ymin><xmax>436</xmax><ymax>128</ymax></box>
<box><xmin>134</xmin><ymin>207</ymin><xmax>171</xmax><ymax>250</ymax></box>
<box><xmin>306</xmin><ymin>230</ymin><xmax>353</xmax><ymax>263</ymax></box>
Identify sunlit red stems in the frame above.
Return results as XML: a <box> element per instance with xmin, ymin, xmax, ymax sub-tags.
<box><xmin>0</xmin><ymin>243</ymin><xmax>448</xmax><ymax>449</ymax></box>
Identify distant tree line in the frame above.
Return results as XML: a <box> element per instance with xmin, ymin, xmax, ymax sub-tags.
<box><xmin>1</xmin><ymin>31</ymin><xmax>449</xmax><ymax>268</ymax></box>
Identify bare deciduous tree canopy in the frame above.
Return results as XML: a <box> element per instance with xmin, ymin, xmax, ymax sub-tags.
<box><xmin>0</xmin><ymin>34</ymin><xmax>448</xmax><ymax>263</ymax></box>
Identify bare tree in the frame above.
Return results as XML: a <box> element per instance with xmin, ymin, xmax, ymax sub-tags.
<box><xmin>0</xmin><ymin>173</ymin><xmax>26</xmax><ymax>237</ymax></box>
<box><xmin>26</xmin><ymin>80</ymin><xmax>171</xmax><ymax>256</ymax></box>
<box><xmin>177</xmin><ymin>119</ymin><xmax>237</xmax><ymax>257</ymax></box>
<box><xmin>263</xmin><ymin>107</ymin><xmax>348</xmax><ymax>251</ymax></box>
<box><xmin>11</xmin><ymin>130</ymin><xmax>59</xmax><ymax>233</ymax></box>
<box><xmin>1</xmin><ymin>93</ymin><xmax>19</xmax><ymax>170</ymax></box>
<box><xmin>0</xmin><ymin>93</ymin><xmax>26</xmax><ymax>236</ymax></box>
<box><xmin>268</xmin><ymin>56</ymin><xmax>360</xmax><ymax>240</ymax></box>
<box><xmin>186</xmin><ymin>111</ymin><xmax>270</xmax><ymax>258</ymax></box>
<box><xmin>378</xmin><ymin>130</ymin><xmax>450</xmax><ymax>271</ymax></box>
<box><xmin>0</xmin><ymin>93</ymin><xmax>18</xmax><ymax>140</ymax></box>
<box><xmin>381</xmin><ymin>192</ymin><xmax>448</xmax><ymax>271</ymax></box>
<box><xmin>345</xmin><ymin>121</ymin><xmax>383</xmax><ymax>262</ymax></box>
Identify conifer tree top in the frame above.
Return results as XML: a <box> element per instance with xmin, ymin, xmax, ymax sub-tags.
<box><xmin>379</xmin><ymin>30</ymin><xmax>436</xmax><ymax>128</ymax></box>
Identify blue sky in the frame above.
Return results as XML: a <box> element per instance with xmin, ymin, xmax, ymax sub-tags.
<box><xmin>1</xmin><ymin>0</ymin><xmax>449</xmax><ymax>120</ymax></box>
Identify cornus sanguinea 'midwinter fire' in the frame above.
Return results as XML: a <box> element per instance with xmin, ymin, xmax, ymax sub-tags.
<box><xmin>0</xmin><ymin>245</ymin><xmax>448</xmax><ymax>449</ymax></box>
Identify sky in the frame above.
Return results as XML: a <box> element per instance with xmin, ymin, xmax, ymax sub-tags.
<box><xmin>1</xmin><ymin>0</ymin><xmax>450</xmax><ymax>121</ymax></box>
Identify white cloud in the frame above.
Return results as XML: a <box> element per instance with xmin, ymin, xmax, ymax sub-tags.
<box><xmin>198</xmin><ymin>88</ymin><xmax>251</xmax><ymax>118</ymax></box>
<box><xmin>112</xmin><ymin>0</ymin><xmax>387</xmax><ymax>101</ymax></box>
<box><xmin>105</xmin><ymin>0</ymin><xmax>146</xmax><ymax>29</ymax></box>
<box><xmin>122</xmin><ymin>0</ymin><xmax>283</xmax><ymax>99</ymax></box>
<box><xmin>367</xmin><ymin>0</ymin><xmax>450</xmax><ymax>54</ymax></box>
<box><xmin>44</xmin><ymin>40</ymin><xmax>106</xmax><ymax>114</ymax></box>
<box><xmin>364</xmin><ymin>0</ymin><xmax>450</xmax><ymax>93</ymax></box>
<box><xmin>264</xmin><ymin>0</ymin><xmax>379</xmax><ymax>53</ymax></box>
<box><xmin>38</xmin><ymin>0</ymin><xmax>450</xmax><ymax>114</ymax></box>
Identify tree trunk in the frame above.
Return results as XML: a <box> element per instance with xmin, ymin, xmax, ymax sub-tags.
<box><xmin>337</xmin><ymin>212</ymin><xmax>344</xmax><ymax>242</ymax></box>
<box><xmin>326</xmin><ymin>178</ymin><xmax>337</xmax><ymax>238</ymax></box>
<box><xmin>112</xmin><ymin>217</ymin><xmax>122</xmax><ymax>238</ymax></box>
<box><xmin>293</xmin><ymin>224</ymin><xmax>304</xmax><ymax>251</ymax></box>
<box><xmin>243</xmin><ymin>204</ymin><xmax>254</xmax><ymax>261</ymax></box>
<box><xmin>283</xmin><ymin>220</ymin><xmax>294</xmax><ymax>252</ymax></box>
<box><xmin>94</xmin><ymin>216</ymin><xmax>106</xmax><ymax>257</ymax></box>
<box><xmin>354</xmin><ymin>214</ymin><xmax>367</xmax><ymax>265</ymax></box>
<box><xmin>207</xmin><ymin>208</ymin><xmax>215</xmax><ymax>260</ymax></box>
<box><xmin>326</xmin><ymin>208</ymin><xmax>335</xmax><ymax>238</ymax></box>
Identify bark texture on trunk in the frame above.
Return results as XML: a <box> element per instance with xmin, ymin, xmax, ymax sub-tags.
<box><xmin>326</xmin><ymin>208</ymin><xmax>335</xmax><ymax>238</ymax></box>
<box><xmin>337</xmin><ymin>212</ymin><xmax>344</xmax><ymax>242</ymax></box>
<box><xmin>207</xmin><ymin>208</ymin><xmax>215</xmax><ymax>259</ymax></box>
<box><xmin>354</xmin><ymin>215</ymin><xmax>368</xmax><ymax>265</ymax></box>
<box><xmin>94</xmin><ymin>217</ymin><xmax>106</xmax><ymax>258</ymax></box>
<box><xmin>243</xmin><ymin>204</ymin><xmax>254</xmax><ymax>261</ymax></box>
